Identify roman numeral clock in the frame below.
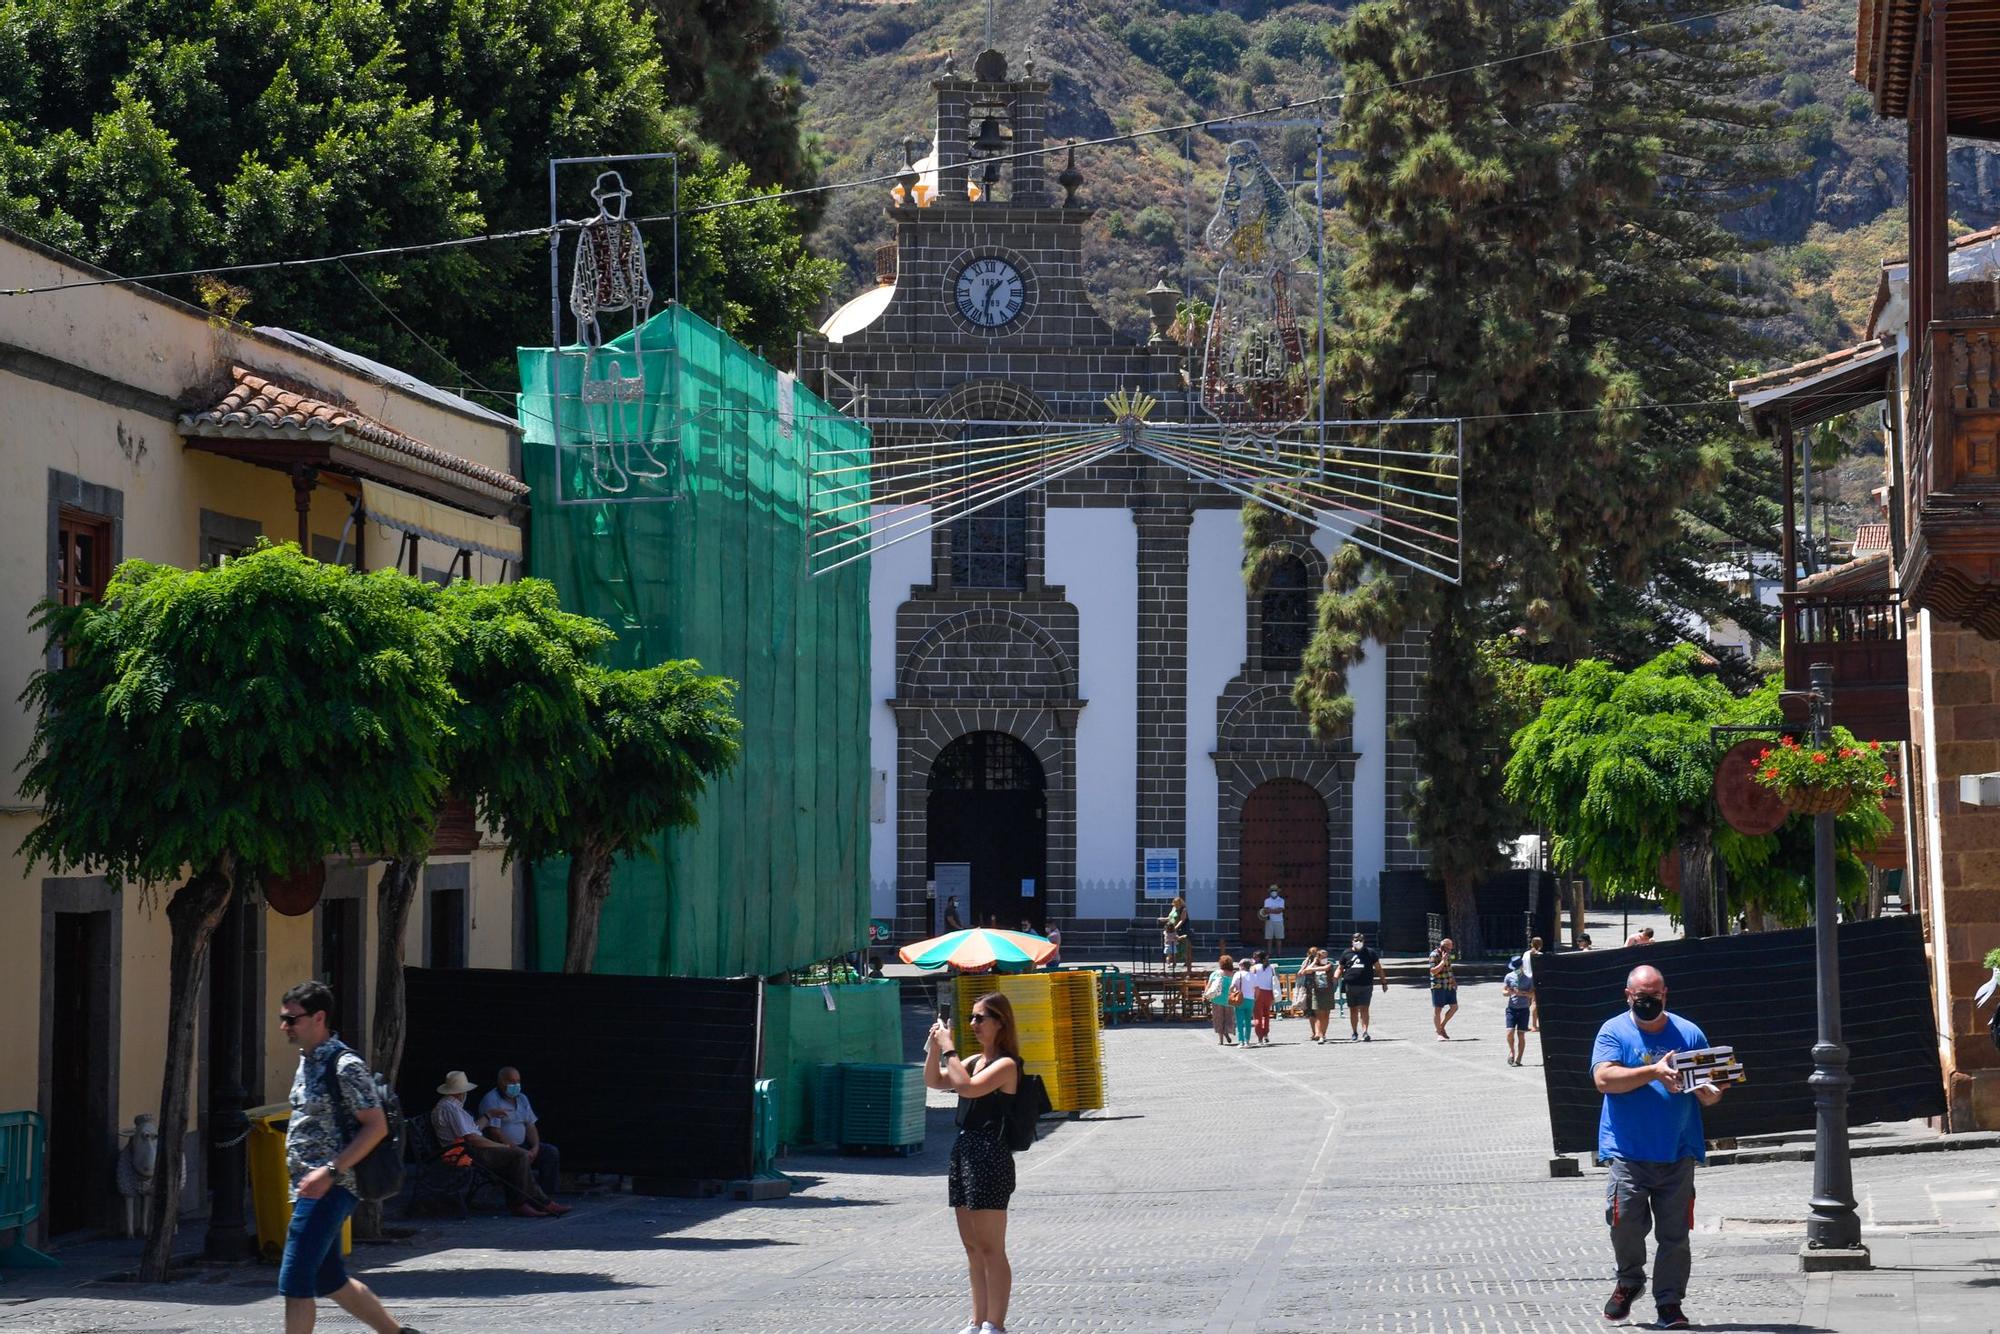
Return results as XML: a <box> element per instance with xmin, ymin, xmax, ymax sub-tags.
<box><xmin>951</xmin><ymin>255</ymin><xmax>1027</xmax><ymax>328</ymax></box>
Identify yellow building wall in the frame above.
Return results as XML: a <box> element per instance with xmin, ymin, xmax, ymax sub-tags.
<box><xmin>0</xmin><ymin>229</ymin><xmax>529</xmax><ymax>1224</ymax></box>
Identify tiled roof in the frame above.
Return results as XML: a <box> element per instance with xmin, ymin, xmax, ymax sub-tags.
<box><xmin>1727</xmin><ymin>338</ymin><xmax>1893</xmax><ymax>397</ymax></box>
<box><xmin>179</xmin><ymin>367</ymin><xmax>528</xmax><ymax>499</ymax></box>
<box><xmin>1797</xmin><ymin>551</ymin><xmax>1891</xmax><ymax>593</ymax></box>
<box><xmin>1851</xmin><ymin>522</ymin><xmax>1891</xmax><ymax>558</ymax></box>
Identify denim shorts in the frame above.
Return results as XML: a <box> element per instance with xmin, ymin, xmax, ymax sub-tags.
<box><xmin>1431</xmin><ymin>987</ymin><xmax>1458</xmax><ymax>1007</ymax></box>
<box><xmin>1505</xmin><ymin>1006</ymin><xmax>1532</xmax><ymax>1030</ymax></box>
<box><xmin>277</xmin><ymin>1184</ymin><xmax>356</xmax><ymax>1299</ymax></box>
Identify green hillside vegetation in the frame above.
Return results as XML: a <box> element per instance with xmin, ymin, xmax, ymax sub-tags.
<box><xmin>779</xmin><ymin>0</ymin><xmax>1997</xmax><ymax>558</ymax></box>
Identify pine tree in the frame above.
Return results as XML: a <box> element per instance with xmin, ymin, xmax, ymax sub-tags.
<box><xmin>1567</xmin><ymin>0</ymin><xmax>1796</xmax><ymax>674</ymax></box>
<box><xmin>1265</xmin><ymin>0</ymin><xmax>1644</xmax><ymax>954</ymax></box>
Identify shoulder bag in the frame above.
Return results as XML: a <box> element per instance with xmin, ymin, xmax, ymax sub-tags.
<box><xmin>322</xmin><ymin>1046</ymin><xmax>407</xmax><ymax>1203</ymax></box>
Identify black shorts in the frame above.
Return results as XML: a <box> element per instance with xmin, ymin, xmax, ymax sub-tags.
<box><xmin>1345</xmin><ymin>986</ymin><xmax>1373</xmax><ymax>1008</ymax></box>
<box><xmin>947</xmin><ymin>1129</ymin><xmax>1014</xmax><ymax>1211</ymax></box>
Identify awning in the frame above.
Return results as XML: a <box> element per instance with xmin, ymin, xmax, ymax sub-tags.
<box><xmin>1729</xmin><ymin>339</ymin><xmax>1897</xmax><ymax>435</ymax></box>
<box><xmin>361</xmin><ymin>480</ymin><xmax>523</xmax><ymax>562</ymax></box>
<box><xmin>180</xmin><ymin>366</ymin><xmax>529</xmax><ymax>517</ymax></box>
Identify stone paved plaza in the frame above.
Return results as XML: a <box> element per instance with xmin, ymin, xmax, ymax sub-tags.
<box><xmin>3</xmin><ymin>976</ymin><xmax>1996</xmax><ymax>1333</ymax></box>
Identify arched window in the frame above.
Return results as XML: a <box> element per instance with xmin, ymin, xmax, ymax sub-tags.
<box><xmin>1259</xmin><ymin>555</ymin><xmax>1310</xmax><ymax>669</ymax></box>
<box><xmin>950</xmin><ymin>491</ymin><xmax>1028</xmax><ymax>590</ymax></box>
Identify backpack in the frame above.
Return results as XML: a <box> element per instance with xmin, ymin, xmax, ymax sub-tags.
<box><xmin>1004</xmin><ymin>1064</ymin><xmax>1052</xmax><ymax>1152</ymax></box>
<box><xmin>321</xmin><ymin>1044</ymin><xmax>406</xmax><ymax>1202</ymax></box>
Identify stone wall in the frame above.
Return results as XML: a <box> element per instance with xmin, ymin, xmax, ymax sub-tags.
<box><xmin>1910</xmin><ymin>614</ymin><xmax>2000</xmax><ymax>1130</ymax></box>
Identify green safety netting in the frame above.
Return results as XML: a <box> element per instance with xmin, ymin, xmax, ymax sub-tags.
<box><xmin>517</xmin><ymin>305</ymin><xmax>871</xmax><ymax>978</ymax></box>
<box><xmin>760</xmin><ymin>981</ymin><xmax>903</xmax><ymax>1147</ymax></box>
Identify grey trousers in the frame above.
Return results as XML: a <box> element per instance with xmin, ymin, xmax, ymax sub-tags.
<box><xmin>1605</xmin><ymin>1157</ymin><xmax>1697</xmax><ymax>1304</ymax></box>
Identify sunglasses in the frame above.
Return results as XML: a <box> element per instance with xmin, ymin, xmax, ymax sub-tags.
<box><xmin>277</xmin><ymin>1011</ymin><xmax>310</xmax><ymax>1027</ymax></box>
<box><xmin>968</xmin><ymin>1012</ymin><xmax>996</xmax><ymax>1024</ymax></box>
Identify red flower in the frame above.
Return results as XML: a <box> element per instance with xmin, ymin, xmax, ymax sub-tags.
<box><xmin>1762</xmin><ymin>767</ymin><xmax>1779</xmax><ymax>780</ymax></box>
<box><xmin>1757</xmin><ymin>748</ymin><xmax>1771</xmax><ymax>763</ymax></box>
<box><xmin>1886</xmin><ymin>774</ymin><xmax>1898</xmax><ymax>786</ymax></box>
<box><xmin>1839</xmin><ymin>748</ymin><xmax>1857</xmax><ymax>759</ymax></box>
<box><xmin>1868</xmin><ymin>741</ymin><xmax>1881</xmax><ymax>751</ymax></box>
<box><xmin>1811</xmin><ymin>753</ymin><xmax>1829</xmax><ymax>764</ymax></box>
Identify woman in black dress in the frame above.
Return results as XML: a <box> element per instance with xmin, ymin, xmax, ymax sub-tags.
<box><xmin>926</xmin><ymin>992</ymin><xmax>1023</xmax><ymax>1334</ymax></box>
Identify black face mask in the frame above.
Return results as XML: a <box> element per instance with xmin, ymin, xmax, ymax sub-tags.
<box><xmin>1629</xmin><ymin>994</ymin><xmax>1665</xmax><ymax>1022</ymax></box>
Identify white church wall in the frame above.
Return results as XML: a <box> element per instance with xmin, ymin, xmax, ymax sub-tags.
<box><xmin>1185</xmin><ymin>508</ymin><xmax>1246</xmax><ymax>919</ymax></box>
<box><xmin>869</xmin><ymin>504</ymin><xmax>933</xmax><ymax>918</ymax></box>
<box><xmin>1046</xmin><ymin>506</ymin><xmax>1138</xmax><ymax>920</ymax></box>
<box><xmin>1312</xmin><ymin>525</ymin><xmax>1389</xmax><ymax>925</ymax></box>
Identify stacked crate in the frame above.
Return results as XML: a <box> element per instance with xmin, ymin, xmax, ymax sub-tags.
<box><xmin>953</xmin><ymin>971</ymin><xmax>1107</xmax><ymax>1113</ymax></box>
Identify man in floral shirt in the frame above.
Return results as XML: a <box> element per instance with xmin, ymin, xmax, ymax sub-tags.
<box><xmin>277</xmin><ymin>980</ymin><xmax>422</xmax><ymax>1333</ymax></box>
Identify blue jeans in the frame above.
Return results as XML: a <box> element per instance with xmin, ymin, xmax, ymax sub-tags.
<box><xmin>277</xmin><ymin>1184</ymin><xmax>356</xmax><ymax>1299</ymax></box>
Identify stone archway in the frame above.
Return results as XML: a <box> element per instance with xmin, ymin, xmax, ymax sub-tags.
<box><xmin>926</xmin><ymin>731</ymin><xmax>1048</xmax><ymax>930</ymax></box>
<box><xmin>1238</xmin><ymin>778</ymin><xmax>1330</xmax><ymax>945</ymax></box>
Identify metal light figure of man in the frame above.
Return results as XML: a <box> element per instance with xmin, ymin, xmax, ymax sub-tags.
<box><xmin>570</xmin><ymin>171</ymin><xmax>652</xmax><ymax>349</ymax></box>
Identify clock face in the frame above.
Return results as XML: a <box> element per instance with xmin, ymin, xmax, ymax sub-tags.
<box><xmin>953</xmin><ymin>257</ymin><xmax>1026</xmax><ymax>327</ymax></box>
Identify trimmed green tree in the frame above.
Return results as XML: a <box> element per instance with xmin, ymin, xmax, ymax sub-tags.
<box><xmin>19</xmin><ymin>546</ymin><xmax>454</xmax><ymax>1282</ymax></box>
<box><xmin>1503</xmin><ymin>646</ymin><xmax>1889</xmax><ymax>932</ymax></box>
<box><xmin>366</xmin><ymin>578</ymin><xmax>616</xmax><ymax>1105</ymax></box>
<box><xmin>503</xmin><ymin>662</ymin><xmax>743</xmax><ymax>974</ymax></box>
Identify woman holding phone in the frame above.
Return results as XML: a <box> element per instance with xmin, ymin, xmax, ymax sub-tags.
<box><xmin>926</xmin><ymin>993</ymin><xmax>1023</xmax><ymax>1334</ymax></box>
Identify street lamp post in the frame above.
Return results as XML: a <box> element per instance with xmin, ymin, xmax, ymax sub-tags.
<box><xmin>1799</xmin><ymin>661</ymin><xmax>1869</xmax><ymax>1270</ymax></box>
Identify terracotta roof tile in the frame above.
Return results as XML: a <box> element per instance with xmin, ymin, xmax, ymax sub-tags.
<box><xmin>1727</xmin><ymin>338</ymin><xmax>1893</xmax><ymax>398</ymax></box>
<box><xmin>179</xmin><ymin>367</ymin><xmax>528</xmax><ymax>499</ymax></box>
<box><xmin>1851</xmin><ymin>522</ymin><xmax>1891</xmax><ymax>557</ymax></box>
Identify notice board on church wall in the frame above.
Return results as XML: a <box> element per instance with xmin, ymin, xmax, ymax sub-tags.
<box><xmin>1535</xmin><ymin>915</ymin><xmax>1944</xmax><ymax>1155</ymax></box>
<box><xmin>401</xmin><ymin>967</ymin><xmax>762</xmax><ymax>1180</ymax></box>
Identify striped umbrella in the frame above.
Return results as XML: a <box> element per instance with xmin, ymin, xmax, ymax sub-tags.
<box><xmin>898</xmin><ymin>927</ymin><xmax>1057</xmax><ymax>972</ymax></box>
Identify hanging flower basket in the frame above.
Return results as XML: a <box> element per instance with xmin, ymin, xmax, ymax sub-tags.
<box><xmin>1750</xmin><ymin>734</ymin><xmax>1896</xmax><ymax>819</ymax></box>
<box><xmin>1778</xmin><ymin>785</ymin><xmax>1853</xmax><ymax>816</ymax></box>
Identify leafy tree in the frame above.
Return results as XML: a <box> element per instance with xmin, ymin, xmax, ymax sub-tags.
<box><xmin>1504</xmin><ymin>646</ymin><xmax>1888</xmax><ymax>931</ymax></box>
<box><xmin>366</xmin><ymin>579</ymin><xmax>616</xmax><ymax>1105</ymax></box>
<box><xmin>18</xmin><ymin>547</ymin><xmax>454</xmax><ymax>1282</ymax></box>
<box><xmin>0</xmin><ymin>0</ymin><xmax>836</xmax><ymax>388</ymax></box>
<box><xmin>500</xmin><ymin>662</ymin><xmax>743</xmax><ymax>973</ymax></box>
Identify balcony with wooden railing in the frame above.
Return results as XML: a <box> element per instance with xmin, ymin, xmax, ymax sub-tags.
<box><xmin>1778</xmin><ymin>590</ymin><xmax>1909</xmax><ymax>742</ymax></box>
<box><xmin>1901</xmin><ymin>316</ymin><xmax>2000</xmax><ymax>638</ymax></box>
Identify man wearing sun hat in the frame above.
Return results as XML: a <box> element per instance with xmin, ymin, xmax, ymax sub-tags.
<box><xmin>429</xmin><ymin>1070</ymin><xmax>568</xmax><ymax>1218</ymax></box>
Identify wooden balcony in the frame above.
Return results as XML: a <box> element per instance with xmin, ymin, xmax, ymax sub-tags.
<box><xmin>1779</xmin><ymin>590</ymin><xmax>1909</xmax><ymax>743</ymax></box>
<box><xmin>1902</xmin><ymin>317</ymin><xmax>2000</xmax><ymax>638</ymax></box>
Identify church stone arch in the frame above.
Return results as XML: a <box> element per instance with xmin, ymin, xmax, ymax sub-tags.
<box><xmin>1212</xmin><ymin>678</ymin><xmax>1356</xmax><ymax>947</ymax></box>
<box><xmin>1245</xmin><ymin>538</ymin><xmax>1327</xmax><ymax>673</ymax></box>
<box><xmin>900</xmin><ymin>607</ymin><xmax>1079</xmax><ymax>700</ymax></box>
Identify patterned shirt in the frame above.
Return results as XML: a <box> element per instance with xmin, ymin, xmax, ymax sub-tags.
<box><xmin>1428</xmin><ymin>949</ymin><xmax>1457</xmax><ymax>990</ymax></box>
<box><xmin>285</xmin><ymin>1037</ymin><xmax>378</xmax><ymax>1199</ymax></box>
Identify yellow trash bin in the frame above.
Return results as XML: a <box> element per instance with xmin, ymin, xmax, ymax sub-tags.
<box><xmin>246</xmin><ymin>1105</ymin><xmax>351</xmax><ymax>1262</ymax></box>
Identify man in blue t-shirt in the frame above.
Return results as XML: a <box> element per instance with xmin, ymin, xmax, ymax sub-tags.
<box><xmin>1590</xmin><ymin>965</ymin><xmax>1725</xmax><ymax>1330</ymax></box>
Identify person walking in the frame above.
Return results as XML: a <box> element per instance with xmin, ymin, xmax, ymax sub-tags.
<box><xmin>1524</xmin><ymin>936</ymin><xmax>1546</xmax><ymax>1031</ymax></box>
<box><xmin>1229</xmin><ymin>957</ymin><xmax>1255</xmax><ymax>1046</ymax></box>
<box><xmin>1428</xmin><ymin>937</ymin><xmax>1460</xmax><ymax>1040</ymax></box>
<box><xmin>1246</xmin><ymin>950</ymin><xmax>1279</xmax><ymax>1045</ymax></box>
<box><xmin>1592</xmin><ymin>965</ymin><xmax>1725</xmax><ymax>1330</ymax></box>
<box><xmin>1300</xmin><ymin>948</ymin><xmax>1335</xmax><ymax>1043</ymax></box>
<box><xmin>1335</xmin><ymin>932</ymin><xmax>1387</xmax><ymax>1041</ymax></box>
<box><xmin>926</xmin><ymin>992</ymin><xmax>1024</xmax><ymax>1334</ymax></box>
<box><xmin>1205</xmin><ymin>955</ymin><xmax>1240</xmax><ymax>1045</ymax></box>
<box><xmin>1260</xmin><ymin>885</ymin><xmax>1287</xmax><ymax>952</ymax></box>
<box><xmin>275</xmin><ymin>981</ymin><xmax>424</xmax><ymax>1334</ymax></box>
<box><xmin>1502</xmin><ymin>955</ymin><xmax>1534</xmax><ymax>1066</ymax></box>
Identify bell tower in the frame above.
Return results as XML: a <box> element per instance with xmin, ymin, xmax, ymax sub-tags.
<box><xmin>933</xmin><ymin>47</ymin><xmax>1048</xmax><ymax>206</ymax></box>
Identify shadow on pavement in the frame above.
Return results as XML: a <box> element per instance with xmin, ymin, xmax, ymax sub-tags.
<box><xmin>366</xmin><ymin>1265</ymin><xmax>643</xmax><ymax>1298</ymax></box>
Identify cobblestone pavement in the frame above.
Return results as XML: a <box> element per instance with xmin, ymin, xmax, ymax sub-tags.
<box><xmin>2</xmin><ymin>977</ymin><xmax>1995</xmax><ymax>1333</ymax></box>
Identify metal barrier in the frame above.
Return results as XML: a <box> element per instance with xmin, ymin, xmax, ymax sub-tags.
<box><xmin>0</xmin><ymin>1110</ymin><xmax>57</xmax><ymax>1273</ymax></box>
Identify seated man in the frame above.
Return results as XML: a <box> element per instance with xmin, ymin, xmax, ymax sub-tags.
<box><xmin>477</xmin><ymin>1066</ymin><xmax>561</xmax><ymax>1201</ymax></box>
<box><xmin>430</xmin><ymin>1070</ymin><xmax>568</xmax><ymax>1218</ymax></box>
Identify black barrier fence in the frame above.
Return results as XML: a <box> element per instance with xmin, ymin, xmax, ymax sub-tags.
<box><xmin>1536</xmin><ymin>915</ymin><xmax>1944</xmax><ymax>1156</ymax></box>
<box><xmin>400</xmin><ymin>967</ymin><xmax>763</xmax><ymax>1181</ymax></box>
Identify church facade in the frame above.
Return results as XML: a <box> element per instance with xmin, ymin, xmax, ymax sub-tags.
<box><xmin>797</xmin><ymin>49</ymin><xmax>1425</xmax><ymax>952</ymax></box>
